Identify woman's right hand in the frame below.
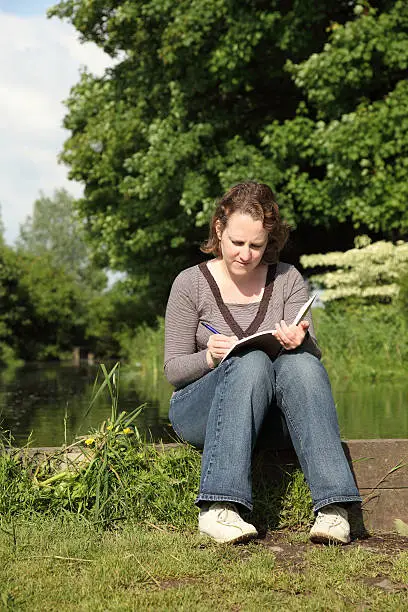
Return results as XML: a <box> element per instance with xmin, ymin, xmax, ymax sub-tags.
<box><xmin>206</xmin><ymin>334</ymin><xmax>238</xmax><ymax>368</ymax></box>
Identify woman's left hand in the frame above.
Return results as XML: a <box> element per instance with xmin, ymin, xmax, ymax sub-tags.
<box><xmin>273</xmin><ymin>319</ymin><xmax>309</xmax><ymax>351</ymax></box>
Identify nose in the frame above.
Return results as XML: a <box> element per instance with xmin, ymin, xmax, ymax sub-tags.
<box><xmin>239</xmin><ymin>245</ymin><xmax>251</xmax><ymax>262</ymax></box>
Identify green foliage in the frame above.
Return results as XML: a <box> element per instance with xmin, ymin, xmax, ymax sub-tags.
<box><xmin>263</xmin><ymin>1</ymin><xmax>408</xmax><ymax>234</ymax></box>
<box><xmin>397</xmin><ymin>266</ymin><xmax>408</xmax><ymax>325</ymax></box>
<box><xmin>300</xmin><ymin>236</ymin><xmax>408</xmax><ymax>380</ymax></box>
<box><xmin>16</xmin><ymin>188</ymin><xmax>109</xmax><ymax>338</ymax></box>
<box><xmin>0</xmin><ymin>364</ymin><xmax>197</xmax><ymax>527</ymax></box>
<box><xmin>20</xmin><ymin>253</ymin><xmax>87</xmax><ymax>359</ymax></box>
<box><xmin>0</xmin><ymin>207</ymin><xmax>4</xmax><ymax>247</ymax></box>
<box><xmin>84</xmin><ymin>276</ymin><xmax>167</xmax><ymax>359</ymax></box>
<box><xmin>301</xmin><ymin>236</ymin><xmax>408</xmax><ymax>304</ymax></box>
<box><xmin>0</xmin><ymin>450</ymin><xmax>39</xmax><ymax>517</ymax></box>
<box><xmin>17</xmin><ymin>190</ymin><xmax>93</xmax><ymax>283</ymax></box>
<box><xmin>118</xmin><ymin>317</ymin><xmax>174</xmax><ymax>411</ymax></box>
<box><xmin>313</xmin><ymin>303</ymin><xmax>408</xmax><ymax>383</ymax></box>
<box><xmin>0</xmin><ymin>343</ymin><xmax>22</xmax><ymax>371</ymax></box>
<box><xmin>120</xmin><ymin>315</ymin><xmax>167</xmax><ymax>369</ymax></box>
<box><xmin>0</xmin><ymin>242</ymin><xmax>86</xmax><ymax>361</ymax></box>
<box><xmin>0</xmin><ymin>189</ymin><xmax>130</xmax><ymax>363</ymax></box>
<box><xmin>253</xmin><ymin>462</ymin><xmax>313</xmax><ymax>531</ymax></box>
<box><xmin>49</xmin><ymin>0</ymin><xmax>384</xmax><ymax>311</ymax></box>
<box><xmin>0</xmin><ymin>245</ymin><xmax>29</xmax><ymax>365</ymax></box>
<box><xmin>0</xmin><ymin>440</ymin><xmax>202</xmax><ymax>528</ymax></box>
<box><xmin>302</xmin><ymin>236</ymin><xmax>408</xmax><ymax>381</ymax></box>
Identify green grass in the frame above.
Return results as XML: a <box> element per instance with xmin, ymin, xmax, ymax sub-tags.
<box><xmin>0</xmin><ymin>440</ymin><xmax>202</xmax><ymax>528</ymax></box>
<box><xmin>1</xmin><ymin>516</ymin><xmax>408</xmax><ymax>611</ymax></box>
<box><xmin>5</xmin><ymin>421</ymin><xmax>406</xmax><ymax>610</ymax></box>
<box><xmin>119</xmin><ymin>318</ymin><xmax>173</xmax><ymax>408</ymax></box>
<box><xmin>313</xmin><ymin>304</ymin><xmax>408</xmax><ymax>384</ymax></box>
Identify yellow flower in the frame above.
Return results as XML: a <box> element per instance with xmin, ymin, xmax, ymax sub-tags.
<box><xmin>122</xmin><ymin>427</ymin><xmax>133</xmax><ymax>435</ymax></box>
<box><xmin>84</xmin><ymin>437</ymin><xmax>95</xmax><ymax>446</ymax></box>
<box><xmin>106</xmin><ymin>424</ymin><xmax>114</xmax><ymax>431</ymax></box>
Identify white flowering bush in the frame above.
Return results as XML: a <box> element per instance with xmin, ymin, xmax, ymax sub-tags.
<box><xmin>301</xmin><ymin>236</ymin><xmax>408</xmax><ymax>304</ymax></box>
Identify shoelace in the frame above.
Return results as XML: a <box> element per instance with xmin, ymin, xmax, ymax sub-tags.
<box><xmin>216</xmin><ymin>503</ymin><xmax>243</xmax><ymax>524</ymax></box>
<box><xmin>315</xmin><ymin>506</ymin><xmax>347</xmax><ymax>527</ymax></box>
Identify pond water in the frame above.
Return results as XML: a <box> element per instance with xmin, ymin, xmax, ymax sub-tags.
<box><xmin>0</xmin><ymin>362</ymin><xmax>173</xmax><ymax>447</ymax></box>
<box><xmin>0</xmin><ymin>362</ymin><xmax>407</xmax><ymax>447</ymax></box>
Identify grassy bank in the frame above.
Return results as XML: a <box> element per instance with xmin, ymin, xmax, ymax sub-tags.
<box><xmin>313</xmin><ymin>304</ymin><xmax>408</xmax><ymax>384</ymax></box>
<box><xmin>0</xmin><ymin>437</ymin><xmax>313</xmax><ymax>532</ymax></box>
<box><xmin>2</xmin><ymin>411</ymin><xmax>408</xmax><ymax>610</ymax></box>
<box><xmin>120</xmin><ymin>318</ymin><xmax>173</xmax><ymax>408</ymax></box>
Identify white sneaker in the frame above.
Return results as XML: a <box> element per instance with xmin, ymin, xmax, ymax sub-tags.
<box><xmin>199</xmin><ymin>502</ymin><xmax>258</xmax><ymax>544</ymax></box>
<box><xmin>310</xmin><ymin>504</ymin><xmax>351</xmax><ymax>544</ymax></box>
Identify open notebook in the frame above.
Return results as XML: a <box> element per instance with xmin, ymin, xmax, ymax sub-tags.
<box><xmin>220</xmin><ymin>293</ymin><xmax>317</xmax><ymax>362</ymax></box>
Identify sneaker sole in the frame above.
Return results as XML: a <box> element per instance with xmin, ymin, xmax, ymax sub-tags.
<box><xmin>199</xmin><ymin>530</ymin><xmax>258</xmax><ymax>544</ymax></box>
<box><xmin>310</xmin><ymin>532</ymin><xmax>350</xmax><ymax>545</ymax></box>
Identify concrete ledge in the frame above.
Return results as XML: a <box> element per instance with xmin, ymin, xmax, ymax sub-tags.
<box><xmin>8</xmin><ymin>439</ymin><xmax>408</xmax><ymax>533</ymax></box>
<box><xmin>255</xmin><ymin>439</ymin><xmax>408</xmax><ymax>533</ymax></box>
<box><xmin>346</xmin><ymin>440</ymin><xmax>408</xmax><ymax>533</ymax></box>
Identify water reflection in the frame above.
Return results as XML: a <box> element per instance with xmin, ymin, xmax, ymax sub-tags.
<box><xmin>0</xmin><ymin>362</ymin><xmax>173</xmax><ymax>447</ymax></box>
<box><xmin>0</xmin><ymin>363</ymin><xmax>407</xmax><ymax>446</ymax></box>
<box><xmin>333</xmin><ymin>382</ymin><xmax>408</xmax><ymax>440</ymax></box>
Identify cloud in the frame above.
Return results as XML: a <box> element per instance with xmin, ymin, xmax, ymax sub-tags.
<box><xmin>0</xmin><ymin>11</ymin><xmax>112</xmax><ymax>244</ymax></box>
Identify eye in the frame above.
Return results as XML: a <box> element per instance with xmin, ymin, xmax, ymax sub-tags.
<box><xmin>232</xmin><ymin>240</ymin><xmax>244</xmax><ymax>246</ymax></box>
<box><xmin>250</xmin><ymin>244</ymin><xmax>264</xmax><ymax>249</ymax></box>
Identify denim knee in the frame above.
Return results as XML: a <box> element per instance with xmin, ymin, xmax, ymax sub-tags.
<box><xmin>230</xmin><ymin>350</ymin><xmax>274</xmax><ymax>386</ymax></box>
<box><xmin>275</xmin><ymin>351</ymin><xmax>328</xmax><ymax>387</ymax></box>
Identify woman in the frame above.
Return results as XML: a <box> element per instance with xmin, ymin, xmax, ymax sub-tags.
<box><xmin>164</xmin><ymin>181</ymin><xmax>361</xmax><ymax>544</ymax></box>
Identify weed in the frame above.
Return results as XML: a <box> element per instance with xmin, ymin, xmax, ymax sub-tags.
<box><xmin>313</xmin><ymin>304</ymin><xmax>408</xmax><ymax>383</ymax></box>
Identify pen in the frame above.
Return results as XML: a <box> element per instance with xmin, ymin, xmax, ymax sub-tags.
<box><xmin>200</xmin><ymin>321</ymin><xmax>220</xmax><ymax>334</ymax></box>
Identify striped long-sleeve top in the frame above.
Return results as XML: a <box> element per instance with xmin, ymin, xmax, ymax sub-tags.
<box><xmin>164</xmin><ymin>261</ymin><xmax>321</xmax><ymax>389</ymax></box>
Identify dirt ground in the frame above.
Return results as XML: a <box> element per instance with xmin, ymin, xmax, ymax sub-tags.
<box><xmin>262</xmin><ymin>530</ymin><xmax>408</xmax><ymax>569</ymax></box>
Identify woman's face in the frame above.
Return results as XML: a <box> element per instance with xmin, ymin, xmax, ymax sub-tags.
<box><xmin>216</xmin><ymin>212</ymin><xmax>268</xmax><ymax>276</ymax></box>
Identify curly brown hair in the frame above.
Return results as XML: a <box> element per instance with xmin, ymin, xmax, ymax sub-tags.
<box><xmin>201</xmin><ymin>181</ymin><xmax>290</xmax><ymax>264</ymax></box>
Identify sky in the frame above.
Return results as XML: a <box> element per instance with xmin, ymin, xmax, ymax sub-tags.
<box><xmin>0</xmin><ymin>0</ymin><xmax>112</xmax><ymax>244</ymax></box>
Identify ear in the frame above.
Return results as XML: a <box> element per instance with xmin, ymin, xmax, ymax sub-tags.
<box><xmin>215</xmin><ymin>220</ymin><xmax>222</xmax><ymax>241</ymax></box>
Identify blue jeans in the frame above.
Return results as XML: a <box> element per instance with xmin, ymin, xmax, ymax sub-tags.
<box><xmin>169</xmin><ymin>349</ymin><xmax>361</xmax><ymax>512</ymax></box>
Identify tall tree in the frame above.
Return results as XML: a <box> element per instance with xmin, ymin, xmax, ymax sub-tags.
<box><xmin>0</xmin><ymin>243</ymin><xmax>84</xmax><ymax>361</ymax></box>
<box><xmin>17</xmin><ymin>188</ymin><xmax>106</xmax><ymax>289</ymax></box>
<box><xmin>0</xmin><ymin>206</ymin><xmax>4</xmax><ymax>247</ymax></box>
<box><xmin>0</xmin><ymin>244</ymin><xmax>30</xmax><ymax>364</ymax></box>
<box><xmin>49</xmin><ymin>0</ymin><xmax>408</xmax><ymax>313</ymax></box>
<box><xmin>13</xmin><ymin>189</ymin><xmax>118</xmax><ymax>359</ymax></box>
<box><xmin>260</xmin><ymin>0</ymin><xmax>408</xmax><ymax>237</ymax></box>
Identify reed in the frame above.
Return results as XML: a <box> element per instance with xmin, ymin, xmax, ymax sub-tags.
<box><xmin>120</xmin><ymin>318</ymin><xmax>173</xmax><ymax>408</ymax></box>
<box><xmin>313</xmin><ymin>303</ymin><xmax>408</xmax><ymax>383</ymax></box>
